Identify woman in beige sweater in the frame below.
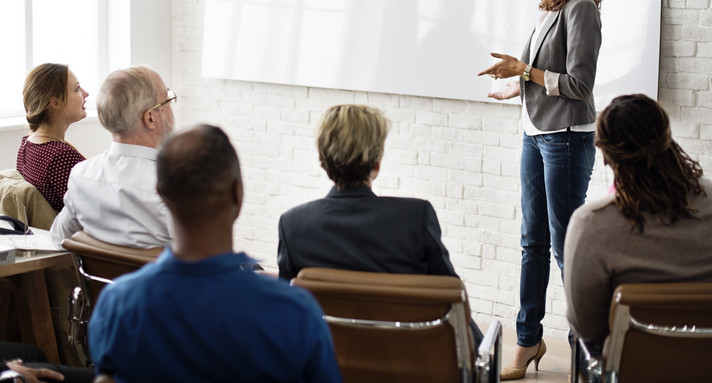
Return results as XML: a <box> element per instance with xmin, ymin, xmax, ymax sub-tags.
<box><xmin>564</xmin><ymin>94</ymin><xmax>712</xmax><ymax>350</ymax></box>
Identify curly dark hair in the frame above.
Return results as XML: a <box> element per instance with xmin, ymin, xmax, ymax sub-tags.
<box><xmin>595</xmin><ymin>94</ymin><xmax>705</xmax><ymax>233</ymax></box>
<box><xmin>539</xmin><ymin>0</ymin><xmax>601</xmax><ymax>11</ymax></box>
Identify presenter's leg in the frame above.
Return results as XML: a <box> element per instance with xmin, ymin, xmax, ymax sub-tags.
<box><xmin>517</xmin><ymin>133</ymin><xmax>550</xmax><ymax>349</ymax></box>
<box><xmin>504</xmin><ymin>131</ymin><xmax>594</xmax><ymax>380</ymax></box>
<box><xmin>542</xmin><ymin>130</ymin><xmax>595</xmax><ymax>279</ymax></box>
<box><xmin>542</xmin><ymin>130</ymin><xmax>595</xmax><ymax>350</ymax></box>
<box><xmin>503</xmin><ymin>133</ymin><xmax>551</xmax><ymax>380</ymax></box>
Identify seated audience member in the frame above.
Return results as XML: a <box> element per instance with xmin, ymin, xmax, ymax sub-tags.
<box><xmin>278</xmin><ymin>104</ymin><xmax>457</xmax><ymax>280</ymax></box>
<box><xmin>50</xmin><ymin>66</ymin><xmax>174</xmax><ymax>248</ymax></box>
<box><xmin>0</xmin><ymin>341</ymin><xmax>94</xmax><ymax>383</ymax></box>
<box><xmin>278</xmin><ymin>104</ymin><xmax>484</xmax><ymax>345</ymax></box>
<box><xmin>564</xmin><ymin>94</ymin><xmax>712</xmax><ymax>351</ymax></box>
<box><xmin>88</xmin><ymin>125</ymin><xmax>342</xmax><ymax>383</ymax></box>
<box><xmin>17</xmin><ymin>63</ymin><xmax>88</xmax><ymax>212</ymax></box>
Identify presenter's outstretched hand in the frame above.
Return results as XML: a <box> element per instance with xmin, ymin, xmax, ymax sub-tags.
<box><xmin>488</xmin><ymin>81</ymin><xmax>520</xmax><ymax>100</ymax></box>
<box><xmin>478</xmin><ymin>53</ymin><xmax>527</xmax><ymax>80</ymax></box>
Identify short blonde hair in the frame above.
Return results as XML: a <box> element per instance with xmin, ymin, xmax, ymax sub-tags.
<box><xmin>317</xmin><ymin>104</ymin><xmax>389</xmax><ymax>190</ymax></box>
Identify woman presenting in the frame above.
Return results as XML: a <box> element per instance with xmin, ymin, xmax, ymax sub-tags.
<box><xmin>478</xmin><ymin>0</ymin><xmax>601</xmax><ymax>380</ymax></box>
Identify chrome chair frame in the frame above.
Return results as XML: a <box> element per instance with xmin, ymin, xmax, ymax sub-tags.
<box><xmin>475</xmin><ymin>320</ymin><xmax>502</xmax><ymax>383</ymax></box>
<box><xmin>0</xmin><ymin>370</ymin><xmax>25</xmax><ymax>382</ymax></box>
<box><xmin>322</xmin><ymin>310</ymin><xmax>502</xmax><ymax>383</ymax></box>
<box><xmin>62</xmin><ymin>232</ymin><xmax>161</xmax><ymax>367</ymax></box>
<box><xmin>321</xmin><ymin>297</ymin><xmax>475</xmax><ymax>381</ymax></box>
<box><xmin>66</xmin><ymin>256</ymin><xmax>117</xmax><ymax>367</ymax></box>
<box><xmin>292</xmin><ymin>267</ymin><xmax>502</xmax><ymax>383</ymax></box>
<box><xmin>572</xmin><ymin>283</ymin><xmax>712</xmax><ymax>383</ymax></box>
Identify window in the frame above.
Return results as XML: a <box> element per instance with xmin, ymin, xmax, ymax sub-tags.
<box><xmin>0</xmin><ymin>0</ymin><xmax>102</xmax><ymax>121</ymax></box>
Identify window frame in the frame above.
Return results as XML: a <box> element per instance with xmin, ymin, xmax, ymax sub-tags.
<box><xmin>0</xmin><ymin>0</ymin><xmax>173</xmax><ymax>133</ymax></box>
<box><xmin>0</xmin><ymin>0</ymin><xmax>109</xmax><ymax>131</ymax></box>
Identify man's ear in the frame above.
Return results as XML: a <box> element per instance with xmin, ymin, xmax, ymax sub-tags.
<box><xmin>232</xmin><ymin>179</ymin><xmax>244</xmax><ymax>217</ymax></box>
<box><xmin>142</xmin><ymin>110</ymin><xmax>157</xmax><ymax>131</ymax></box>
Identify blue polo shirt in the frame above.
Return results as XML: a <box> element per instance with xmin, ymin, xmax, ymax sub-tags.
<box><xmin>89</xmin><ymin>248</ymin><xmax>342</xmax><ymax>383</ymax></box>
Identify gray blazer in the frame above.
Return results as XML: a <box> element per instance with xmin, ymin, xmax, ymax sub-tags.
<box><xmin>520</xmin><ymin>0</ymin><xmax>602</xmax><ymax>131</ymax></box>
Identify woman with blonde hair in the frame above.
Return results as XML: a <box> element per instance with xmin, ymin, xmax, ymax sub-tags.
<box><xmin>278</xmin><ymin>104</ymin><xmax>459</xmax><ymax>280</ymax></box>
<box><xmin>565</xmin><ymin>94</ymin><xmax>712</xmax><ymax>352</ymax></box>
<box><xmin>278</xmin><ymin>104</ymin><xmax>484</xmax><ymax>346</ymax></box>
<box><xmin>17</xmin><ymin>63</ymin><xmax>89</xmax><ymax>211</ymax></box>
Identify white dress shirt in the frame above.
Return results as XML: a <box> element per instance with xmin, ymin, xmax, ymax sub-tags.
<box><xmin>51</xmin><ymin>141</ymin><xmax>172</xmax><ymax>249</ymax></box>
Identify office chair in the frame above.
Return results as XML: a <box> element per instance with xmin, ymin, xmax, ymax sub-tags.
<box><xmin>0</xmin><ymin>370</ymin><xmax>24</xmax><ymax>382</ymax></box>
<box><xmin>0</xmin><ymin>170</ymin><xmax>66</xmax><ymax>362</ymax></box>
<box><xmin>61</xmin><ymin>231</ymin><xmax>162</xmax><ymax>367</ymax></box>
<box><xmin>292</xmin><ymin>267</ymin><xmax>501</xmax><ymax>383</ymax></box>
<box><xmin>571</xmin><ymin>283</ymin><xmax>712</xmax><ymax>383</ymax></box>
<box><xmin>0</xmin><ymin>169</ymin><xmax>56</xmax><ymax>230</ymax></box>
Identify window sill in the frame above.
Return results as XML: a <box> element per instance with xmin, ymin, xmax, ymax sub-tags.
<box><xmin>0</xmin><ymin>111</ymin><xmax>99</xmax><ymax>133</ymax></box>
<box><xmin>0</xmin><ymin>116</ymin><xmax>30</xmax><ymax>133</ymax></box>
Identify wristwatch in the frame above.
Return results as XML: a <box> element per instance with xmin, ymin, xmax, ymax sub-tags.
<box><xmin>522</xmin><ymin>64</ymin><xmax>532</xmax><ymax>82</ymax></box>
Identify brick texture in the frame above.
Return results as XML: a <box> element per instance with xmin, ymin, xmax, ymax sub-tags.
<box><xmin>173</xmin><ymin>0</ymin><xmax>712</xmax><ymax>338</ymax></box>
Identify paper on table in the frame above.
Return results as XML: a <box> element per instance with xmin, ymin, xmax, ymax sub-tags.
<box><xmin>0</xmin><ymin>244</ymin><xmax>15</xmax><ymax>265</ymax></box>
<box><xmin>0</xmin><ymin>220</ymin><xmax>16</xmax><ymax>232</ymax></box>
<box><xmin>0</xmin><ymin>228</ymin><xmax>62</xmax><ymax>252</ymax></box>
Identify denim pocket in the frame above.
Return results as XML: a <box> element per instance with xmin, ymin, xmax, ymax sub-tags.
<box><xmin>539</xmin><ymin>131</ymin><xmax>570</xmax><ymax>147</ymax></box>
<box><xmin>580</xmin><ymin>132</ymin><xmax>596</xmax><ymax>170</ymax></box>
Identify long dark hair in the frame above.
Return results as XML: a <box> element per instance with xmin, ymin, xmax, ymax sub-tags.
<box><xmin>595</xmin><ymin>94</ymin><xmax>705</xmax><ymax>232</ymax></box>
<box><xmin>540</xmin><ymin>0</ymin><xmax>601</xmax><ymax>12</ymax></box>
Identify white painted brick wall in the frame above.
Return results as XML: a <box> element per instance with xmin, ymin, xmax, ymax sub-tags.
<box><xmin>173</xmin><ymin>0</ymin><xmax>712</xmax><ymax>339</ymax></box>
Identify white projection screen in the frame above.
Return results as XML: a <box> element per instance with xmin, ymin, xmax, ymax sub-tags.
<box><xmin>201</xmin><ymin>0</ymin><xmax>661</xmax><ymax>109</ymax></box>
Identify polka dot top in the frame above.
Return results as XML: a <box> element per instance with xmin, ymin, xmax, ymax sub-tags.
<box><xmin>16</xmin><ymin>136</ymin><xmax>86</xmax><ymax>212</ymax></box>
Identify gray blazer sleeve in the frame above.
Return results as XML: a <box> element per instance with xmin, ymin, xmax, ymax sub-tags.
<box><xmin>557</xmin><ymin>0</ymin><xmax>602</xmax><ymax>100</ymax></box>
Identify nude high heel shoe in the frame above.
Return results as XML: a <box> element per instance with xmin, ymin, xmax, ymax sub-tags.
<box><xmin>501</xmin><ymin>339</ymin><xmax>547</xmax><ymax>380</ymax></box>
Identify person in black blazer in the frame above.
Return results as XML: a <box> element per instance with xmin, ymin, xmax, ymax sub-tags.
<box><xmin>278</xmin><ymin>104</ymin><xmax>484</xmax><ymax>346</ymax></box>
<box><xmin>278</xmin><ymin>104</ymin><xmax>456</xmax><ymax>281</ymax></box>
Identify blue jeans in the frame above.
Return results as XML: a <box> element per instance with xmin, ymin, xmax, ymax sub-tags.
<box><xmin>516</xmin><ymin>130</ymin><xmax>595</xmax><ymax>347</ymax></box>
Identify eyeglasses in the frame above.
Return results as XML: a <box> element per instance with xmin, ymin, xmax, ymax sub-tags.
<box><xmin>142</xmin><ymin>89</ymin><xmax>177</xmax><ymax>117</ymax></box>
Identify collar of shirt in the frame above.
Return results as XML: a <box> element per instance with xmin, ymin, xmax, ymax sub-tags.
<box><xmin>326</xmin><ymin>184</ymin><xmax>375</xmax><ymax>199</ymax></box>
<box><xmin>109</xmin><ymin>141</ymin><xmax>158</xmax><ymax>161</ymax></box>
<box><xmin>155</xmin><ymin>247</ymin><xmax>258</xmax><ymax>276</ymax></box>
